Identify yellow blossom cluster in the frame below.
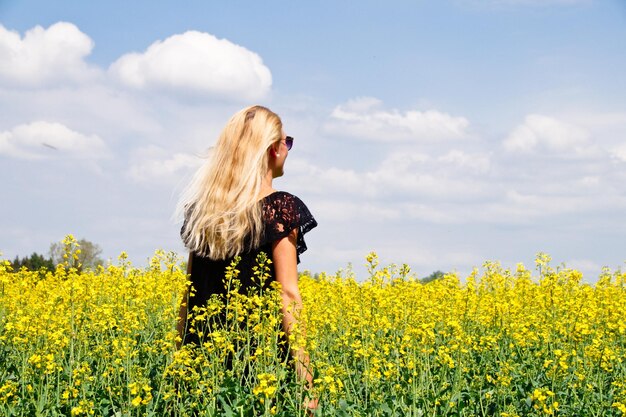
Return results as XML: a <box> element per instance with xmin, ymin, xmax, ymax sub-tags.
<box><xmin>0</xmin><ymin>240</ymin><xmax>625</xmax><ymax>416</ymax></box>
<box><xmin>0</xmin><ymin>237</ymin><xmax>186</xmax><ymax>416</ymax></box>
<box><xmin>299</xmin><ymin>252</ymin><xmax>626</xmax><ymax>415</ymax></box>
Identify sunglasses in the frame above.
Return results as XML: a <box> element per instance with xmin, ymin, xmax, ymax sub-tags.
<box><xmin>284</xmin><ymin>136</ymin><xmax>294</xmax><ymax>151</ymax></box>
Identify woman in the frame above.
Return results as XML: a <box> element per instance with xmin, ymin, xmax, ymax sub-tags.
<box><xmin>176</xmin><ymin>105</ymin><xmax>318</xmax><ymax>411</ymax></box>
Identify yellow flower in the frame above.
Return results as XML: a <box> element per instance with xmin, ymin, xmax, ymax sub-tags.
<box><xmin>253</xmin><ymin>373</ymin><xmax>278</xmax><ymax>399</ymax></box>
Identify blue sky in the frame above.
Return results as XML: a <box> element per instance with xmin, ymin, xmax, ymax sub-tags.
<box><xmin>1</xmin><ymin>0</ymin><xmax>625</xmax><ymax>280</ymax></box>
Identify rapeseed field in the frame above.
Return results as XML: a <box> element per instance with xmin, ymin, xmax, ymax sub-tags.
<box><xmin>1</xmin><ymin>236</ymin><xmax>625</xmax><ymax>416</ymax></box>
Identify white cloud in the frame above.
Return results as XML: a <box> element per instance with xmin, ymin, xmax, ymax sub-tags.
<box><xmin>0</xmin><ymin>121</ymin><xmax>107</xmax><ymax>160</ymax></box>
<box><xmin>503</xmin><ymin>114</ymin><xmax>591</xmax><ymax>154</ymax></box>
<box><xmin>288</xmin><ymin>148</ymin><xmax>492</xmax><ymax>206</ymax></box>
<box><xmin>109</xmin><ymin>31</ymin><xmax>272</xmax><ymax>101</ymax></box>
<box><xmin>438</xmin><ymin>149</ymin><xmax>491</xmax><ymax>174</ymax></box>
<box><xmin>561</xmin><ymin>112</ymin><xmax>626</xmax><ymax>162</ymax></box>
<box><xmin>128</xmin><ymin>146</ymin><xmax>203</xmax><ymax>184</ymax></box>
<box><xmin>285</xmin><ymin>158</ymin><xmax>373</xmax><ymax>196</ymax></box>
<box><xmin>573</xmin><ymin>112</ymin><xmax>626</xmax><ymax>128</ymax></box>
<box><xmin>0</xmin><ymin>22</ymin><xmax>98</xmax><ymax>86</ymax></box>
<box><xmin>402</xmin><ymin>203</ymin><xmax>459</xmax><ymax>223</ymax></box>
<box><xmin>578</xmin><ymin>176</ymin><xmax>601</xmax><ymax>187</ymax></box>
<box><xmin>611</xmin><ymin>144</ymin><xmax>626</xmax><ymax>162</ymax></box>
<box><xmin>313</xmin><ymin>200</ymin><xmax>401</xmax><ymax>222</ymax></box>
<box><xmin>472</xmin><ymin>189</ymin><xmax>626</xmax><ymax>224</ymax></box>
<box><xmin>324</xmin><ymin>97</ymin><xmax>470</xmax><ymax>141</ymax></box>
<box><xmin>370</xmin><ymin>151</ymin><xmax>493</xmax><ymax>200</ymax></box>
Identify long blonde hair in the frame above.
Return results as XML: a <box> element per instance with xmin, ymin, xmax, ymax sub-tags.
<box><xmin>177</xmin><ymin>105</ymin><xmax>283</xmax><ymax>259</ymax></box>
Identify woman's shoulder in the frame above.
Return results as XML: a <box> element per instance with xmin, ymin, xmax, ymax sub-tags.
<box><xmin>262</xmin><ymin>191</ymin><xmax>317</xmax><ymax>239</ymax></box>
<box><xmin>263</xmin><ymin>190</ymin><xmax>304</xmax><ymax>207</ymax></box>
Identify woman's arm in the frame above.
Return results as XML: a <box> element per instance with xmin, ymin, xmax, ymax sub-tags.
<box><xmin>175</xmin><ymin>252</ymin><xmax>193</xmax><ymax>350</ymax></box>
<box><xmin>272</xmin><ymin>228</ymin><xmax>317</xmax><ymax>409</ymax></box>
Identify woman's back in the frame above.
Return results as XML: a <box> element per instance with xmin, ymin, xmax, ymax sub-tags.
<box><xmin>183</xmin><ymin>191</ymin><xmax>316</xmax><ymax>342</ymax></box>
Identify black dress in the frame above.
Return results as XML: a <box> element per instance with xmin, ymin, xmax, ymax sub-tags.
<box><xmin>181</xmin><ymin>191</ymin><xmax>317</xmax><ymax>346</ymax></box>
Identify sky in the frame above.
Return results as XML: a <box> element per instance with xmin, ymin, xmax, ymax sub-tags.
<box><xmin>1</xmin><ymin>0</ymin><xmax>625</xmax><ymax>281</ymax></box>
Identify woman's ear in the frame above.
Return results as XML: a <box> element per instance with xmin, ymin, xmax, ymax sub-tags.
<box><xmin>269</xmin><ymin>143</ymin><xmax>279</xmax><ymax>158</ymax></box>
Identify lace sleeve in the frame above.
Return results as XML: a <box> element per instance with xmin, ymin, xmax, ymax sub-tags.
<box><xmin>262</xmin><ymin>192</ymin><xmax>317</xmax><ymax>262</ymax></box>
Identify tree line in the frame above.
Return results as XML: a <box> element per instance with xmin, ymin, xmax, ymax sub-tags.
<box><xmin>9</xmin><ymin>238</ymin><xmax>104</xmax><ymax>272</ymax></box>
<box><xmin>10</xmin><ymin>241</ymin><xmax>446</xmax><ymax>282</ymax></box>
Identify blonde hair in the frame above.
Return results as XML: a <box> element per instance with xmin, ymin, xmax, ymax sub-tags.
<box><xmin>177</xmin><ymin>105</ymin><xmax>283</xmax><ymax>259</ymax></box>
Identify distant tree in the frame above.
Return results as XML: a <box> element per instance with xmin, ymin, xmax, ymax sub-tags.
<box><xmin>10</xmin><ymin>252</ymin><xmax>55</xmax><ymax>271</ymax></box>
<box><xmin>49</xmin><ymin>238</ymin><xmax>104</xmax><ymax>272</ymax></box>
<box><xmin>421</xmin><ymin>270</ymin><xmax>444</xmax><ymax>284</ymax></box>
